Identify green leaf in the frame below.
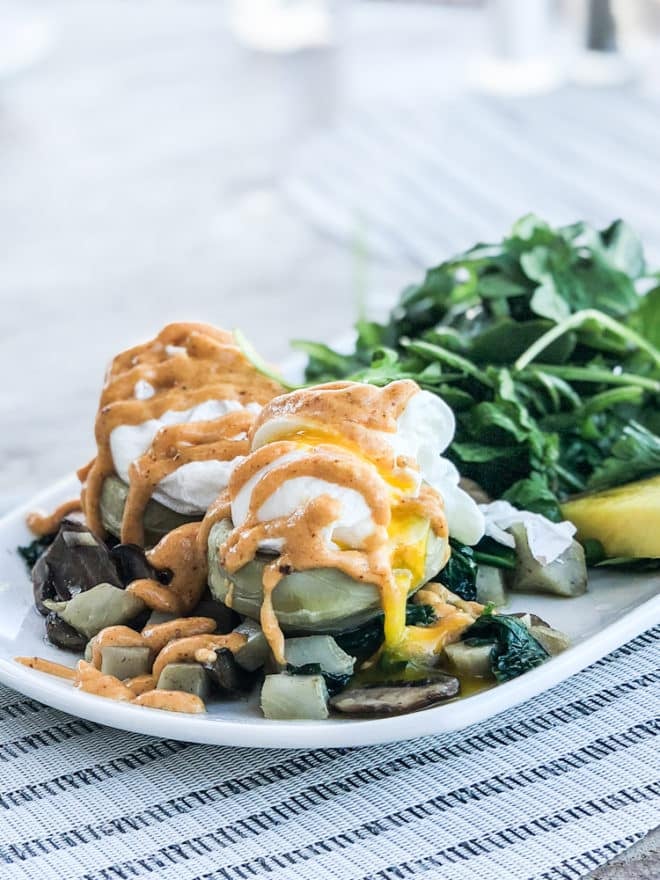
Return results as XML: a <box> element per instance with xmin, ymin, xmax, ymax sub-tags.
<box><xmin>587</xmin><ymin>422</ymin><xmax>660</xmax><ymax>491</ymax></box>
<box><xmin>292</xmin><ymin>340</ymin><xmax>360</xmax><ymax>382</ymax></box>
<box><xmin>17</xmin><ymin>534</ymin><xmax>56</xmax><ymax>571</ymax></box>
<box><xmin>597</xmin><ymin>219</ymin><xmax>646</xmax><ymax>278</ymax></box>
<box><xmin>469</xmin><ymin>319</ymin><xmax>576</xmax><ymax>365</ymax></box>
<box><xmin>451</xmin><ymin>442</ymin><xmax>519</xmax><ymax>463</ymax></box>
<box><xmin>437</xmin><ymin>540</ymin><xmax>478</xmax><ymax>601</ymax></box>
<box><xmin>477</xmin><ymin>274</ymin><xmax>528</xmax><ymax>300</ymax></box>
<box><xmin>465</xmin><ymin>613</ymin><xmax>549</xmax><ymax>682</ymax></box>
<box><xmin>473</xmin><ymin>537</ymin><xmax>517</xmax><ymax>570</ymax></box>
<box><xmin>628</xmin><ymin>286</ymin><xmax>660</xmax><ymax>350</ymax></box>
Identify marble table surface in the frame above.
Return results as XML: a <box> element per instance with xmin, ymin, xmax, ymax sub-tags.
<box><xmin>0</xmin><ymin>1</ymin><xmax>657</xmax><ymax>875</ymax></box>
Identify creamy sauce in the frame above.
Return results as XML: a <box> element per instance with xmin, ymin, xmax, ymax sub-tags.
<box><xmin>15</xmin><ymin>656</ymin><xmax>76</xmax><ymax>680</ymax></box>
<box><xmin>125</xmin><ymin>674</ymin><xmax>156</xmax><ymax>696</ymax></box>
<box><xmin>27</xmin><ymin>500</ymin><xmax>82</xmax><ymax>537</ymax></box>
<box><xmin>220</xmin><ymin>380</ymin><xmax>451</xmax><ymax>664</ymax></box>
<box><xmin>140</xmin><ymin>616</ymin><xmax>217</xmax><ymax>654</ymax></box>
<box><xmin>89</xmin><ymin>625</ymin><xmax>146</xmax><ymax>669</ymax></box>
<box><xmin>75</xmin><ymin>660</ymin><xmax>135</xmax><ymax>701</ymax></box>
<box><xmin>132</xmin><ymin>689</ymin><xmax>205</xmax><ymax>713</ymax></box>
<box><xmin>151</xmin><ymin>632</ymin><xmax>246</xmax><ymax>681</ymax></box>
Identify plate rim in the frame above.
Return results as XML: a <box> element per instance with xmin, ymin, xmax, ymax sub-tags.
<box><xmin>1</xmin><ymin>480</ymin><xmax>659</xmax><ymax>749</ymax></box>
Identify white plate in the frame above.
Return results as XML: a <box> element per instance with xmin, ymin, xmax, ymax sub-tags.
<box><xmin>0</xmin><ymin>475</ymin><xmax>658</xmax><ymax>749</ymax></box>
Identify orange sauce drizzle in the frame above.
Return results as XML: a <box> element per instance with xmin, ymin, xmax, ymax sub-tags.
<box><xmin>26</xmin><ymin>500</ymin><xmax>82</xmax><ymax>537</ymax></box>
<box><xmin>15</xmin><ymin>656</ymin><xmax>77</xmax><ymax>680</ymax></box>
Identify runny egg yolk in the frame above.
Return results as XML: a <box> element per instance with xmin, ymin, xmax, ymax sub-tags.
<box><xmin>272</xmin><ymin>427</ymin><xmax>419</xmax><ymax>495</ymax></box>
<box><xmin>385</xmin><ymin>508</ymin><xmax>430</xmax><ymax>648</ymax></box>
<box><xmin>272</xmin><ymin>426</ymin><xmax>433</xmax><ymax>651</ymax></box>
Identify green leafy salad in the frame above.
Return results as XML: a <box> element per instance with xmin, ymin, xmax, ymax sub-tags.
<box><xmin>295</xmin><ymin>215</ymin><xmax>660</xmax><ymax>528</ymax></box>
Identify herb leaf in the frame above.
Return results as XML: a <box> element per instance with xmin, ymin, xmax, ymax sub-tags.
<box><xmin>465</xmin><ymin>613</ymin><xmax>549</xmax><ymax>682</ymax></box>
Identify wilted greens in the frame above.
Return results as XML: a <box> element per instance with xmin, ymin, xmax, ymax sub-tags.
<box><xmin>465</xmin><ymin>612</ymin><xmax>549</xmax><ymax>682</ymax></box>
<box><xmin>294</xmin><ymin>216</ymin><xmax>660</xmax><ymax>520</ymax></box>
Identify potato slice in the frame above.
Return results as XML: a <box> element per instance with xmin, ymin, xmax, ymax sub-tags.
<box><xmin>101</xmin><ymin>646</ymin><xmax>152</xmax><ymax>680</ymax></box>
<box><xmin>156</xmin><ymin>663</ymin><xmax>209</xmax><ymax>699</ymax></box>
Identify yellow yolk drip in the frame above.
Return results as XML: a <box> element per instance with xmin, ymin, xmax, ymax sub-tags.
<box><xmin>385</xmin><ymin>510</ymin><xmax>430</xmax><ymax>648</ymax></box>
<box><xmin>269</xmin><ymin>427</ymin><xmax>420</xmax><ymax>496</ymax></box>
<box><xmin>274</xmin><ymin>428</ymin><xmax>436</xmax><ymax>654</ymax></box>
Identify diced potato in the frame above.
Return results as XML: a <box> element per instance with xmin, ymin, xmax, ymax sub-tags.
<box><xmin>444</xmin><ymin>641</ymin><xmax>494</xmax><ymax>678</ymax></box>
<box><xmin>233</xmin><ymin>620</ymin><xmax>270</xmax><ymax>671</ymax></box>
<box><xmin>475</xmin><ymin>566</ymin><xmax>507</xmax><ymax>606</ymax></box>
<box><xmin>261</xmin><ymin>674</ymin><xmax>329</xmax><ymax>720</ymax></box>
<box><xmin>561</xmin><ymin>475</ymin><xmax>660</xmax><ymax>559</ymax></box>
<box><xmin>44</xmin><ymin>583</ymin><xmax>146</xmax><ymax>639</ymax></box>
<box><xmin>101</xmin><ymin>646</ymin><xmax>152</xmax><ymax>680</ymax></box>
<box><xmin>528</xmin><ymin>625</ymin><xmax>570</xmax><ymax>656</ymax></box>
<box><xmin>506</xmin><ymin>524</ymin><xmax>587</xmax><ymax>597</ymax></box>
<box><xmin>156</xmin><ymin>663</ymin><xmax>209</xmax><ymax>699</ymax></box>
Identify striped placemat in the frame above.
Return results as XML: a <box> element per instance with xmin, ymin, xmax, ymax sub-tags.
<box><xmin>284</xmin><ymin>87</ymin><xmax>660</xmax><ymax>269</ymax></box>
<box><xmin>0</xmin><ymin>627</ymin><xmax>658</xmax><ymax>880</ymax></box>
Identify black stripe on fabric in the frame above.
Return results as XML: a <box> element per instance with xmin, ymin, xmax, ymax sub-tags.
<box><xmin>356</xmin><ymin>788</ymin><xmax>660</xmax><ymax>880</ymax></box>
<box><xmin>530</xmin><ymin>833</ymin><xmax>646</xmax><ymax>880</ymax></box>
<box><xmin>195</xmin><ymin>784</ymin><xmax>660</xmax><ymax>880</ymax></box>
<box><xmin>0</xmin><ymin>739</ymin><xmax>190</xmax><ymax>810</ymax></box>
<box><xmin>0</xmin><ymin>698</ymin><xmax>43</xmax><ymax>723</ymax></box>
<box><xmin>67</xmin><ymin>723</ymin><xmax>660</xmax><ymax>880</ymax></box>
<box><xmin>594</xmin><ymin>627</ymin><xmax>659</xmax><ymax>665</ymax></box>
<box><xmin>0</xmin><ymin>718</ymin><xmax>100</xmax><ymax>762</ymax></box>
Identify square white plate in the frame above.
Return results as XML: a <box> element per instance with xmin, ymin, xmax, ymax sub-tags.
<box><xmin>1</xmin><ymin>475</ymin><xmax>658</xmax><ymax>748</ymax></box>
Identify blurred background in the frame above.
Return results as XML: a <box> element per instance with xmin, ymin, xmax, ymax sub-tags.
<box><xmin>3</xmin><ymin>0</ymin><xmax>660</xmax><ymax>508</ymax></box>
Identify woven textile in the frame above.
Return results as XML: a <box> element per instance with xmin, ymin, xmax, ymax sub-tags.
<box><xmin>0</xmin><ymin>628</ymin><xmax>657</xmax><ymax>880</ymax></box>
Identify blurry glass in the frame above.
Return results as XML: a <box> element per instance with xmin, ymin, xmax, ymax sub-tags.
<box><xmin>560</xmin><ymin>0</ymin><xmax>660</xmax><ymax>86</ymax></box>
<box><xmin>473</xmin><ymin>0</ymin><xmax>566</xmax><ymax>95</ymax></box>
<box><xmin>228</xmin><ymin>0</ymin><xmax>337</xmax><ymax>53</ymax></box>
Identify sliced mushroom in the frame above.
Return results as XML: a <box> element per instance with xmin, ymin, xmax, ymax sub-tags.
<box><xmin>32</xmin><ymin>519</ymin><xmax>122</xmax><ymax>615</ymax></box>
<box><xmin>330</xmin><ymin>674</ymin><xmax>459</xmax><ymax>716</ymax></box>
<box><xmin>44</xmin><ymin>613</ymin><xmax>88</xmax><ymax>653</ymax></box>
<box><xmin>191</xmin><ymin>597</ymin><xmax>240</xmax><ymax>635</ymax></box>
<box><xmin>511</xmin><ymin>612</ymin><xmax>551</xmax><ymax>629</ymax></box>
<box><xmin>110</xmin><ymin>543</ymin><xmax>170</xmax><ymax>587</ymax></box>
<box><xmin>199</xmin><ymin>647</ymin><xmax>254</xmax><ymax>695</ymax></box>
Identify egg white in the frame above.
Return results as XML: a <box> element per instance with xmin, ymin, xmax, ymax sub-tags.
<box><xmin>248</xmin><ymin>388</ymin><xmax>485</xmax><ymax>546</ymax></box>
<box><xmin>109</xmin><ymin>398</ymin><xmax>260</xmax><ymax>515</ymax></box>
